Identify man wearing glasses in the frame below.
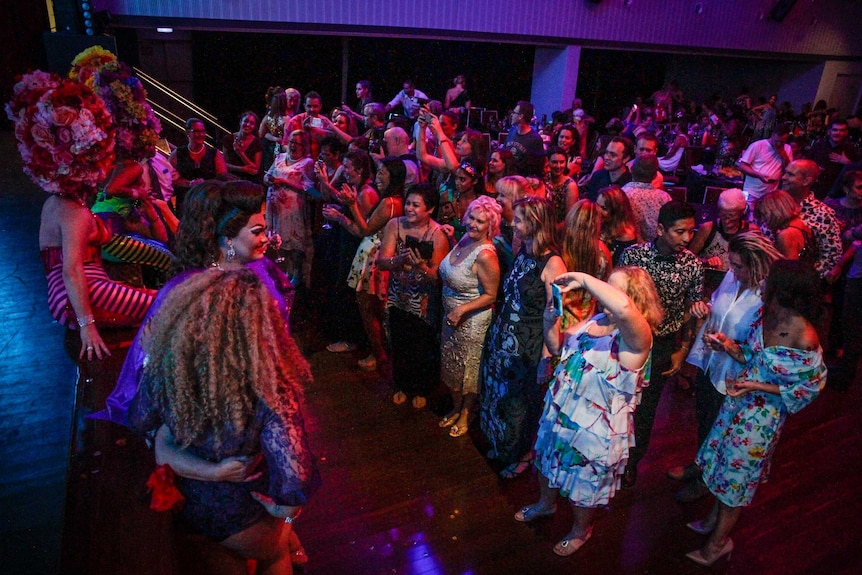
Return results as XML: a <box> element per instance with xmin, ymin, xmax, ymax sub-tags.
<box><xmin>503</xmin><ymin>101</ymin><xmax>545</xmax><ymax>177</ymax></box>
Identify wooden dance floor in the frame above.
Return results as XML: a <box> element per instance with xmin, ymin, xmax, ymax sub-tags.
<box><xmin>1</xmin><ymin>131</ymin><xmax>860</xmax><ymax>574</ymax></box>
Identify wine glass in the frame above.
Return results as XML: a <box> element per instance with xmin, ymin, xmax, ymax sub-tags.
<box><xmin>322</xmin><ymin>203</ymin><xmax>341</xmax><ymax>230</ymax></box>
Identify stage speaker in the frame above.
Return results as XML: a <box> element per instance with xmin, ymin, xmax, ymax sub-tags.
<box><xmin>769</xmin><ymin>0</ymin><xmax>797</xmax><ymax>22</ymax></box>
<box><xmin>43</xmin><ymin>32</ymin><xmax>117</xmax><ymax>74</ymax></box>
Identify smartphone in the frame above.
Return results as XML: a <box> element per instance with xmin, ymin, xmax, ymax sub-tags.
<box><xmin>551</xmin><ymin>283</ymin><xmax>563</xmax><ymax>317</ymax></box>
<box><xmin>309</xmin><ymin>116</ymin><xmax>323</xmax><ymax>128</ymax></box>
<box><xmin>405</xmin><ymin>235</ymin><xmax>434</xmax><ymax>260</ymax></box>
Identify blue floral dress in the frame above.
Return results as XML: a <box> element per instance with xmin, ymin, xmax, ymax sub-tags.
<box><xmin>696</xmin><ymin>319</ymin><xmax>826</xmax><ymax>507</ymax></box>
<box><xmin>534</xmin><ymin>316</ymin><xmax>650</xmax><ymax>508</ymax></box>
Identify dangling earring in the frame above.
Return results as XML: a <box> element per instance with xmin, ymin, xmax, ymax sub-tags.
<box><xmin>227</xmin><ymin>241</ymin><xmax>236</xmax><ymax>262</ymax></box>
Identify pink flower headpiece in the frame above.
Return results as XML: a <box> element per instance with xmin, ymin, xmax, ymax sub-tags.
<box><xmin>5</xmin><ymin>71</ymin><xmax>115</xmax><ymax>198</ymax></box>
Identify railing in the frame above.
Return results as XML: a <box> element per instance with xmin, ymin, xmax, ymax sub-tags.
<box><xmin>133</xmin><ymin>66</ymin><xmax>230</xmax><ymax>149</ymax></box>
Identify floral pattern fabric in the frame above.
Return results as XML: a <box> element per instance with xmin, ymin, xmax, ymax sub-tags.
<box><xmin>696</xmin><ymin>319</ymin><xmax>826</xmax><ymax>507</ymax></box>
<box><xmin>618</xmin><ymin>242</ymin><xmax>703</xmax><ymax>337</ymax></box>
<box><xmin>534</xmin><ymin>316</ymin><xmax>650</xmax><ymax>508</ymax></box>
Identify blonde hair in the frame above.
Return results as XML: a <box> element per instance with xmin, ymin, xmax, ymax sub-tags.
<box><xmin>463</xmin><ymin>195</ymin><xmax>503</xmax><ymax>239</ymax></box>
<box><xmin>495</xmin><ymin>175</ymin><xmax>529</xmax><ymax>201</ymax></box>
<box><xmin>728</xmin><ymin>231</ymin><xmax>783</xmax><ymax>288</ymax></box>
<box><xmin>609</xmin><ymin>266</ymin><xmax>664</xmax><ymax>333</ymax></box>
<box><xmin>754</xmin><ymin>190</ymin><xmax>800</xmax><ymax>231</ymax></box>
<box><xmin>140</xmin><ymin>269</ymin><xmax>312</xmax><ymax>455</ymax></box>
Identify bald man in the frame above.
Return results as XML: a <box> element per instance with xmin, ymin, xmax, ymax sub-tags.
<box><xmin>778</xmin><ymin>159</ymin><xmax>842</xmax><ymax>278</ymax></box>
<box><xmin>383</xmin><ymin>127</ymin><xmax>420</xmax><ymax>185</ymax></box>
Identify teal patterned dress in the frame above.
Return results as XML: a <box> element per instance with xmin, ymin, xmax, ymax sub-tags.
<box><xmin>696</xmin><ymin>318</ymin><xmax>826</xmax><ymax>507</ymax></box>
<box><xmin>534</xmin><ymin>315</ymin><xmax>651</xmax><ymax>508</ymax></box>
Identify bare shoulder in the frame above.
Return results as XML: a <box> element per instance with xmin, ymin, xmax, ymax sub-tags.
<box><xmin>794</xmin><ymin>320</ymin><xmax>820</xmax><ymax>352</ymax></box>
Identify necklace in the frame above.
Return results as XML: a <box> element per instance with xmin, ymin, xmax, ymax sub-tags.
<box><xmin>454</xmin><ymin>237</ymin><xmax>480</xmax><ymax>258</ymax></box>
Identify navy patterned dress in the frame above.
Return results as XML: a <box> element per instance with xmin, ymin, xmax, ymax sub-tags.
<box><xmin>480</xmin><ymin>248</ymin><xmax>554</xmax><ymax>465</ymax></box>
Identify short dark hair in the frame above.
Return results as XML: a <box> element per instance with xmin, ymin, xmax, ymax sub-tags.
<box><xmin>611</xmin><ymin>136</ymin><xmax>635</xmax><ymax>161</ymax></box>
<box><xmin>546</xmin><ymin>145</ymin><xmax>566</xmax><ymax>159</ymax></box>
<box><xmin>829</xmin><ymin>118</ymin><xmax>849</xmax><ymax>131</ymax></box>
<box><xmin>636</xmin><ymin>132</ymin><xmax>660</xmax><ymax>147</ymax></box>
<box><xmin>405</xmin><ymin>182</ymin><xmax>439</xmax><ymax>211</ymax></box>
<box><xmin>631</xmin><ymin>153</ymin><xmax>659</xmax><ymax>183</ymax></box>
<box><xmin>658</xmin><ymin>200</ymin><xmax>696</xmax><ymax>228</ymax></box>
<box><xmin>305</xmin><ymin>91</ymin><xmax>322</xmax><ymax>102</ymax></box>
<box><xmin>319</xmin><ymin>136</ymin><xmax>346</xmax><ymax>156</ymax></box>
<box><xmin>516</xmin><ymin>101</ymin><xmax>534</xmax><ymax>122</ymax></box>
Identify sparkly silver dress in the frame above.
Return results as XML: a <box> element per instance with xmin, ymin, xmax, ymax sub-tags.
<box><xmin>439</xmin><ymin>242</ymin><xmax>496</xmax><ymax>394</ymax></box>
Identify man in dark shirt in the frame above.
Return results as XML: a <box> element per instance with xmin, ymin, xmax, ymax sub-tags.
<box><xmin>504</xmin><ymin>100</ymin><xmax>545</xmax><ymax>177</ymax></box>
<box><xmin>618</xmin><ymin>201</ymin><xmax>703</xmax><ymax>488</ymax></box>
<box><xmin>585</xmin><ymin>136</ymin><xmax>634</xmax><ymax>201</ymax></box>
<box><xmin>806</xmin><ymin>119</ymin><xmax>861</xmax><ymax>199</ymax></box>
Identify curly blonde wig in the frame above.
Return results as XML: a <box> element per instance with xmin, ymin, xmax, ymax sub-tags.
<box><xmin>141</xmin><ymin>269</ymin><xmax>311</xmax><ymax>454</ymax></box>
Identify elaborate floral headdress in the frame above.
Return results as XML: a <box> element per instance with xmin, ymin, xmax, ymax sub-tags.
<box><xmin>5</xmin><ymin>70</ymin><xmax>115</xmax><ymax>198</ymax></box>
<box><xmin>70</xmin><ymin>46</ymin><xmax>161</xmax><ymax>161</ymax></box>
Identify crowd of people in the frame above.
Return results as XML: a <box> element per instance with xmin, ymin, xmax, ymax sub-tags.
<box><xmin>9</xmin><ymin>47</ymin><xmax>859</xmax><ymax>570</ymax></box>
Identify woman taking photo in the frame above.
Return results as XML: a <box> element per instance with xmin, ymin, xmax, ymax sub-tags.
<box><xmin>481</xmin><ymin>197</ymin><xmax>567</xmax><ymax>478</ymax></box>
<box><xmin>325</xmin><ymin>157</ymin><xmax>405</xmax><ymax>372</ymax></box>
<box><xmin>130</xmin><ymin>269</ymin><xmax>318</xmax><ymax>575</ymax></box>
<box><xmin>377</xmin><ymin>183</ymin><xmax>450</xmax><ymax>408</ymax></box>
<box><xmin>438</xmin><ymin>196</ymin><xmax>501</xmax><ymax>438</ymax></box>
<box><xmin>223</xmin><ymin>111</ymin><xmax>263</xmax><ymax>182</ymax></box>
<box><xmin>515</xmin><ymin>267</ymin><xmax>661</xmax><ymax>556</ymax></box>
<box><xmin>685</xmin><ymin>259</ymin><xmax>826</xmax><ymax>566</ymax></box>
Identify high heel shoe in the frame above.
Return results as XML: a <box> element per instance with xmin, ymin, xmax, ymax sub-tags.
<box><xmin>686</xmin><ymin>538</ymin><xmax>733</xmax><ymax>566</ymax></box>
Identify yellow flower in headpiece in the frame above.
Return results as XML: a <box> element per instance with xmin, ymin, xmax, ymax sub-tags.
<box><xmin>69</xmin><ymin>45</ymin><xmax>118</xmax><ymax>88</ymax></box>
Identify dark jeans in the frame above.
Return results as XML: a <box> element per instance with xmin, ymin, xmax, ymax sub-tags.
<box><xmin>694</xmin><ymin>368</ymin><xmax>725</xmax><ymax>447</ymax></box>
<box><xmin>630</xmin><ymin>334</ymin><xmax>677</xmax><ymax>466</ymax></box>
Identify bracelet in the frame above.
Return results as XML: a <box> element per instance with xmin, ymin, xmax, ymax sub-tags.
<box><xmin>77</xmin><ymin>314</ymin><xmax>95</xmax><ymax>328</ymax></box>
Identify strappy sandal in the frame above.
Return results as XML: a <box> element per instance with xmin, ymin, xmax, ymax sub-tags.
<box><xmin>449</xmin><ymin>423</ymin><xmax>469</xmax><ymax>438</ymax></box>
<box><xmin>499</xmin><ymin>457</ymin><xmax>533</xmax><ymax>479</ymax></box>
<box><xmin>438</xmin><ymin>413</ymin><xmax>459</xmax><ymax>428</ymax></box>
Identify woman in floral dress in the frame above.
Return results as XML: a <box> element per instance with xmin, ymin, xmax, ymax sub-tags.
<box><xmin>685</xmin><ymin>260</ymin><xmax>827</xmax><ymax>566</ymax></box>
<box><xmin>514</xmin><ymin>267</ymin><xmax>662</xmax><ymax>557</ymax></box>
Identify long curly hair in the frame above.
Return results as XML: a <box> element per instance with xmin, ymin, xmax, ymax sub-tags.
<box><xmin>174</xmin><ymin>179</ymin><xmax>265</xmax><ymax>271</ymax></box>
<box><xmin>728</xmin><ymin>231</ymin><xmax>782</xmax><ymax>289</ymax></box>
<box><xmin>609</xmin><ymin>266</ymin><xmax>665</xmax><ymax>333</ymax></box>
<box><xmin>140</xmin><ymin>269</ymin><xmax>312</xmax><ymax>454</ymax></box>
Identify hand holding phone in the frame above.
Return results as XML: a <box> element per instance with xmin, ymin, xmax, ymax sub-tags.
<box><xmin>308</xmin><ymin>116</ymin><xmax>323</xmax><ymax>128</ymax></box>
<box><xmin>551</xmin><ymin>283</ymin><xmax>564</xmax><ymax>317</ymax></box>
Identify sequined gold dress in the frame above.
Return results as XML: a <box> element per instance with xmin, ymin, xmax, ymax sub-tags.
<box><xmin>439</xmin><ymin>242</ymin><xmax>496</xmax><ymax>394</ymax></box>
